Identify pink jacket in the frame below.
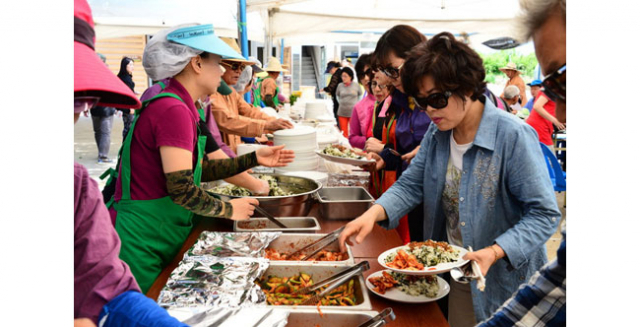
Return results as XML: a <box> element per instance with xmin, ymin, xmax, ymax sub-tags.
<box><xmin>348</xmin><ymin>93</ymin><xmax>376</xmax><ymax>149</ymax></box>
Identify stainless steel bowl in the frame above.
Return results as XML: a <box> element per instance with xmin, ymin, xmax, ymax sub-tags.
<box><xmin>204</xmin><ymin>173</ymin><xmax>322</xmax><ymax>217</ymax></box>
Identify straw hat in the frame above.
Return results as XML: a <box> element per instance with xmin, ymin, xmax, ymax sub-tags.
<box><xmin>219</xmin><ymin>37</ymin><xmax>256</xmax><ymax>65</ymax></box>
<box><xmin>499</xmin><ymin>62</ymin><xmax>522</xmax><ymax>74</ymax></box>
<box><xmin>264</xmin><ymin>57</ymin><xmax>288</xmax><ymax>72</ymax></box>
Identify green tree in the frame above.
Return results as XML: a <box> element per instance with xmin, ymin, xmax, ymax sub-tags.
<box><xmin>479</xmin><ymin>50</ymin><xmax>538</xmax><ymax>83</ymax></box>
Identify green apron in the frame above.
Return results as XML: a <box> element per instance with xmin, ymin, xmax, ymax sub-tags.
<box><xmin>114</xmin><ymin>91</ymin><xmax>207</xmax><ymax>293</ymax></box>
<box><xmin>253</xmin><ymin>76</ymin><xmax>280</xmax><ymax>107</ymax></box>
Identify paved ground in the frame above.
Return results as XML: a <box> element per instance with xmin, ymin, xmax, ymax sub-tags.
<box><xmin>74</xmin><ymin>114</ymin><xmax>566</xmax><ymax>261</ymax></box>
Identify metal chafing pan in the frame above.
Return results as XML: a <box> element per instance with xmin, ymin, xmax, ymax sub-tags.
<box><xmin>204</xmin><ymin>173</ymin><xmax>322</xmax><ymax>217</ymax></box>
<box><xmin>266</xmin><ymin>233</ymin><xmax>355</xmax><ymax>265</ymax></box>
<box><xmin>275</xmin><ymin>308</ymin><xmax>379</xmax><ymax>327</ymax></box>
<box><xmin>258</xmin><ymin>264</ymin><xmax>372</xmax><ymax>311</ymax></box>
<box><xmin>234</xmin><ymin>217</ymin><xmax>321</xmax><ymax>232</ymax></box>
<box><xmin>316</xmin><ymin>186</ymin><xmax>374</xmax><ymax>220</ymax></box>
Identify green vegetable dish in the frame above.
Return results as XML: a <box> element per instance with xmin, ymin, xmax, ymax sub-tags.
<box><xmin>391</xmin><ymin>272</ymin><xmax>440</xmax><ymax>298</ymax></box>
<box><xmin>321</xmin><ymin>144</ymin><xmax>364</xmax><ymax>160</ymax></box>
<box><xmin>209</xmin><ymin>175</ymin><xmax>293</xmax><ymax>197</ymax></box>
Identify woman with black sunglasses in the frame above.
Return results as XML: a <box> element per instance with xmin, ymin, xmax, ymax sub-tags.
<box><xmin>364</xmin><ymin>24</ymin><xmax>432</xmax><ymax>244</ymax></box>
<box><xmin>339</xmin><ymin>33</ymin><xmax>561</xmax><ymax>326</ymax></box>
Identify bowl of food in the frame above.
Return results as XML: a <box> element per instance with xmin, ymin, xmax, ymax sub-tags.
<box><xmin>205</xmin><ymin>173</ymin><xmax>322</xmax><ymax>217</ymax></box>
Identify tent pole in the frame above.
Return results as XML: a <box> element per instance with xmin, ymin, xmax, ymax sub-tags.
<box><xmin>238</xmin><ymin>0</ymin><xmax>251</xmax><ymax>103</ymax></box>
<box><xmin>238</xmin><ymin>0</ymin><xmax>249</xmax><ymax>58</ymax></box>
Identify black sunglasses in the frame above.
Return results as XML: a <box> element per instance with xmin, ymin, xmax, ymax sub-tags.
<box><xmin>413</xmin><ymin>91</ymin><xmax>452</xmax><ymax>110</ymax></box>
<box><xmin>381</xmin><ymin>63</ymin><xmax>404</xmax><ymax>79</ymax></box>
<box><xmin>221</xmin><ymin>61</ymin><xmax>247</xmax><ymax>71</ymax></box>
<box><xmin>541</xmin><ymin>64</ymin><xmax>565</xmax><ymax>102</ymax></box>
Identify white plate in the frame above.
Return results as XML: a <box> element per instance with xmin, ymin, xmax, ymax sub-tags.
<box><xmin>365</xmin><ymin>270</ymin><xmax>450</xmax><ymax>303</ymax></box>
<box><xmin>377</xmin><ymin>244</ymin><xmax>469</xmax><ymax>276</ymax></box>
<box><xmin>315</xmin><ymin>150</ymin><xmax>375</xmax><ymax>166</ymax></box>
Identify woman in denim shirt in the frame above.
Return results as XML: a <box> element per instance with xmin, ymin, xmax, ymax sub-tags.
<box><xmin>339</xmin><ymin>33</ymin><xmax>561</xmax><ymax>326</ymax></box>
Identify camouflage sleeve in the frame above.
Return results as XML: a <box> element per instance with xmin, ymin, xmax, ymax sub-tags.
<box><xmin>200</xmin><ymin>152</ymin><xmax>259</xmax><ymax>183</ymax></box>
<box><xmin>165</xmin><ymin>169</ymin><xmax>233</xmax><ymax>218</ymax></box>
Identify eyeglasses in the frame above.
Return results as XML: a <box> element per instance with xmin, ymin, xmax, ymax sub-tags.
<box><xmin>413</xmin><ymin>91</ymin><xmax>452</xmax><ymax>110</ymax></box>
<box><xmin>371</xmin><ymin>81</ymin><xmax>390</xmax><ymax>90</ymax></box>
<box><xmin>221</xmin><ymin>61</ymin><xmax>247</xmax><ymax>72</ymax></box>
<box><xmin>74</xmin><ymin>96</ymin><xmax>100</xmax><ymax>113</ymax></box>
<box><xmin>541</xmin><ymin>64</ymin><xmax>566</xmax><ymax>102</ymax></box>
<box><xmin>381</xmin><ymin>63</ymin><xmax>404</xmax><ymax>79</ymax></box>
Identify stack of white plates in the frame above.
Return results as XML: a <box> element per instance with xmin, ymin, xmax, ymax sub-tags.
<box><xmin>305</xmin><ymin>100</ymin><xmax>328</xmax><ymax>120</ymax></box>
<box><xmin>273</xmin><ymin>126</ymin><xmax>318</xmax><ymax>171</ymax></box>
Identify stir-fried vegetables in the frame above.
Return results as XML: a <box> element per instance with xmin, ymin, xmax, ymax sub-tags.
<box><xmin>368</xmin><ymin>271</ymin><xmax>440</xmax><ymax>297</ymax></box>
<box><xmin>265</xmin><ymin>248</ymin><xmax>349</xmax><ymax>261</ymax></box>
<box><xmin>257</xmin><ymin>273</ymin><xmax>357</xmax><ymax>306</ymax></box>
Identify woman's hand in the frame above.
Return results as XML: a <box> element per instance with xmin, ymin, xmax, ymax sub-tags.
<box><xmin>462</xmin><ymin>244</ymin><xmax>505</xmax><ymax>276</ymax></box>
<box><xmin>255</xmin><ymin>145</ymin><xmax>295</xmax><ymax>167</ymax></box>
<box><xmin>552</xmin><ymin>118</ymin><xmax>566</xmax><ymax>131</ymax></box>
<box><xmin>366</xmin><ymin>152</ymin><xmax>385</xmax><ymax>171</ymax></box>
<box><xmin>249</xmin><ymin>178</ymin><xmax>270</xmax><ymax>196</ymax></box>
<box><xmin>265</xmin><ymin>118</ymin><xmax>294</xmax><ymax>131</ymax></box>
<box><xmin>365</xmin><ymin>137</ymin><xmax>384</xmax><ymax>153</ymax></box>
<box><xmin>229</xmin><ymin>198</ymin><xmax>259</xmax><ymax>221</ymax></box>
<box><xmin>338</xmin><ymin>205</ymin><xmax>386</xmax><ymax>252</ymax></box>
<box><xmin>401</xmin><ymin>146</ymin><xmax>420</xmax><ymax>164</ymax></box>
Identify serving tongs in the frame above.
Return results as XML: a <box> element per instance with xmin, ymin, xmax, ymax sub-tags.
<box><xmin>299</xmin><ymin>260</ymin><xmax>370</xmax><ymax>305</ymax></box>
<box><xmin>252</xmin><ymin>204</ymin><xmax>288</xmax><ymax>229</ymax></box>
<box><xmin>356</xmin><ymin>308</ymin><xmax>396</xmax><ymax>327</ymax></box>
<box><xmin>287</xmin><ymin>226</ymin><xmax>345</xmax><ymax>261</ymax></box>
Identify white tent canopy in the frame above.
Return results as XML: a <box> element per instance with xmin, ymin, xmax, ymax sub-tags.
<box><xmin>88</xmin><ymin>0</ymin><xmax>523</xmax><ymax>48</ymax></box>
<box><xmin>248</xmin><ymin>0</ymin><xmax>523</xmax><ymax>46</ymax></box>
<box><xmin>89</xmin><ymin>0</ymin><xmax>266</xmax><ymax>41</ymax></box>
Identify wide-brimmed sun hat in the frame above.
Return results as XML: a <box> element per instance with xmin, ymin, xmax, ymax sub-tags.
<box><xmin>499</xmin><ymin>62</ymin><xmax>522</xmax><ymax>74</ymax></box>
<box><xmin>74</xmin><ymin>0</ymin><xmax>140</xmax><ymax>109</ymax></box>
<box><xmin>220</xmin><ymin>37</ymin><xmax>263</xmax><ymax>73</ymax></box>
<box><xmin>264</xmin><ymin>57</ymin><xmax>288</xmax><ymax>72</ymax></box>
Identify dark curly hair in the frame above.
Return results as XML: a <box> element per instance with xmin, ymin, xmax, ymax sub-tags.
<box><xmin>401</xmin><ymin>32</ymin><xmax>486</xmax><ymax>104</ymax></box>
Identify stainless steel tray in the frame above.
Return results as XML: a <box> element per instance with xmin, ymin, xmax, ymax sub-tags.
<box><xmin>205</xmin><ymin>174</ymin><xmax>322</xmax><ymax>217</ymax></box>
<box><xmin>234</xmin><ymin>217</ymin><xmax>321</xmax><ymax>232</ymax></box>
<box><xmin>266</xmin><ymin>233</ymin><xmax>355</xmax><ymax>265</ymax></box>
<box><xmin>317</xmin><ymin>186</ymin><xmax>374</xmax><ymax>220</ymax></box>
<box><xmin>275</xmin><ymin>308</ymin><xmax>378</xmax><ymax>327</ymax></box>
<box><xmin>258</xmin><ymin>264</ymin><xmax>372</xmax><ymax>311</ymax></box>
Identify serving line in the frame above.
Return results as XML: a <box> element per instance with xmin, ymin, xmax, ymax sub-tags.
<box><xmin>146</xmin><ymin>202</ymin><xmax>450</xmax><ymax>327</ymax></box>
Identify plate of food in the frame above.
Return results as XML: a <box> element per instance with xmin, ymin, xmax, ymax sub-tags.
<box><xmin>315</xmin><ymin>144</ymin><xmax>375</xmax><ymax>166</ymax></box>
<box><xmin>377</xmin><ymin>240</ymin><xmax>469</xmax><ymax>276</ymax></box>
<box><xmin>366</xmin><ymin>270</ymin><xmax>450</xmax><ymax>303</ymax></box>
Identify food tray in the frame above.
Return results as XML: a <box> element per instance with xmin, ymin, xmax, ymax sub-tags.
<box><xmin>234</xmin><ymin>217</ymin><xmax>321</xmax><ymax>232</ymax></box>
<box><xmin>266</xmin><ymin>233</ymin><xmax>355</xmax><ymax>265</ymax></box>
<box><xmin>317</xmin><ymin>187</ymin><xmax>374</xmax><ymax>220</ymax></box>
<box><xmin>258</xmin><ymin>264</ymin><xmax>372</xmax><ymax>311</ymax></box>
<box><xmin>274</xmin><ymin>308</ymin><xmax>378</xmax><ymax>327</ymax></box>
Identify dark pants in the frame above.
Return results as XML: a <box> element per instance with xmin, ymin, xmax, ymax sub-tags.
<box><xmin>331</xmin><ymin>96</ymin><xmax>340</xmax><ymax>131</ymax></box>
<box><xmin>91</xmin><ymin>115</ymin><xmax>114</xmax><ymax>158</ymax></box>
<box><xmin>122</xmin><ymin>112</ymin><xmax>134</xmax><ymax>141</ymax></box>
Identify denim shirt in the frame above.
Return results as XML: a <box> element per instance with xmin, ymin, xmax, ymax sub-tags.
<box><xmin>376</xmin><ymin>99</ymin><xmax>561</xmax><ymax>321</ymax></box>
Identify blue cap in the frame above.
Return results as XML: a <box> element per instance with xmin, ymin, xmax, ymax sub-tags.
<box><xmin>527</xmin><ymin>79</ymin><xmax>543</xmax><ymax>87</ymax></box>
<box><xmin>167</xmin><ymin>24</ymin><xmax>244</xmax><ymax>60</ymax></box>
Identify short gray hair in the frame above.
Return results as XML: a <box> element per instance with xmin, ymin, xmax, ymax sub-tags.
<box><xmin>518</xmin><ymin>0</ymin><xmax>566</xmax><ymax>41</ymax></box>
<box><xmin>504</xmin><ymin>85</ymin><xmax>520</xmax><ymax>99</ymax></box>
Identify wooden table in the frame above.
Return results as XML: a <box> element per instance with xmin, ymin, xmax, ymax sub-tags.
<box><xmin>146</xmin><ymin>204</ymin><xmax>450</xmax><ymax>327</ymax></box>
